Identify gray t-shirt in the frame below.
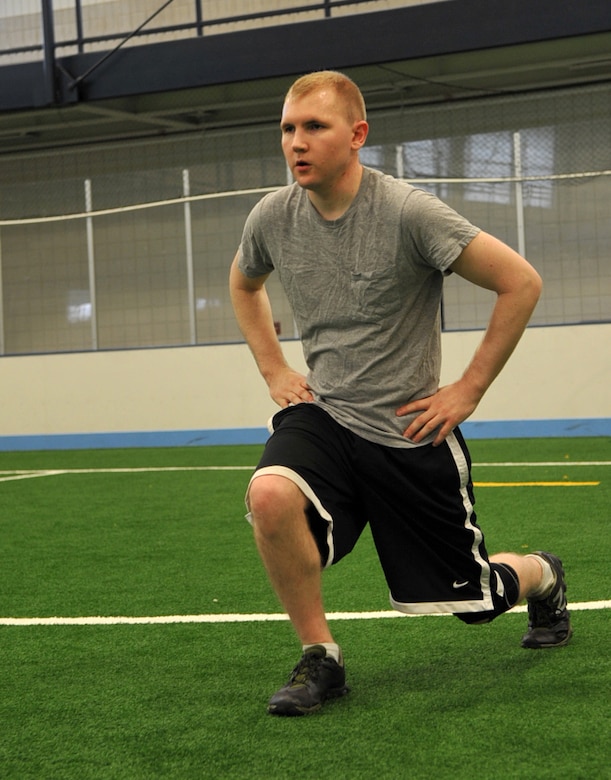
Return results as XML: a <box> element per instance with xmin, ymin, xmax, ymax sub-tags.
<box><xmin>238</xmin><ymin>166</ymin><xmax>480</xmax><ymax>447</ymax></box>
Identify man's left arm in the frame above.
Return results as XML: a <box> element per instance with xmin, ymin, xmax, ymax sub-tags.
<box><xmin>397</xmin><ymin>231</ymin><xmax>542</xmax><ymax>446</ymax></box>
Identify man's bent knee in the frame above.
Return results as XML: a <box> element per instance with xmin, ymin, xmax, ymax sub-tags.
<box><xmin>247</xmin><ymin>474</ymin><xmax>308</xmax><ymax>536</ymax></box>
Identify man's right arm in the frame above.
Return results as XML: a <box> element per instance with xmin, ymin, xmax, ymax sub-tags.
<box><xmin>229</xmin><ymin>253</ymin><xmax>313</xmax><ymax>407</ymax></box>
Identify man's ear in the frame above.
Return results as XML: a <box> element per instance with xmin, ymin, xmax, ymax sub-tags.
<box><xmin>352</xmin><ymin>120</ymin><xmax>369</xmax><ymax>150</ymax></box>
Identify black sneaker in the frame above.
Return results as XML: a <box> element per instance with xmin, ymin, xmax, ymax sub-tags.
<box><xmin>267</xmin><ymin>645</ymin><xmax>349</xmax><ymax>716</ymax></box>
<box><xmin>521</xmin><ymin>551</ymin><xmax>573</xmax><ymax>649</ymax></box>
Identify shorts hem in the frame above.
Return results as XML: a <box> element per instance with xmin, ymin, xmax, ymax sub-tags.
<box><xmin>390</xmin><ymin>593</ymin><xmax>495</xmax><ymax>615</ymax></box>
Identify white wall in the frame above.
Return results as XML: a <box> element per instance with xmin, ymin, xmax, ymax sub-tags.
<box><xmin>0</xmin><ymin>322</ymin><xmax>608</xmax><ymax>445</ymax></box>
<box><xmin>439</xmin><ymin>323</ymin><xmax>610</xmax><ymax>423</ymax></box>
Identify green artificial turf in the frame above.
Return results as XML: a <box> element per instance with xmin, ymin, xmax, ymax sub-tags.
<box><xmin>0</xmin><ymin>437</ymin><xmax>609</xmax><ymax>778</ymax></box>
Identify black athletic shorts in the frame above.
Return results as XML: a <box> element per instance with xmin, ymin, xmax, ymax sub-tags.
<box><xmin>247</xmin><ymin>403</ymin><xmax>513</xmax><ymax>617</ymax></box>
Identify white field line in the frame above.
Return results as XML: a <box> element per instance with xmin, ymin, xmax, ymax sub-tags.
<box><xmin>0</xmin><ymin>461</ymin><xmax>608</xmax><ymax>482</ymax></box>
<box><xmin>473</xmin><ymin>461</ymin><xmax>610</xmax><ymax>467</ymax></box>
<box><xmin>1</xmin><ymin>462</ymin><xmax>606</xmax><ymax>485</ymax></box>
<box><xmin>0</xmin><ymin>466</ymin><xmax>254</xmax><ymax>476</ymax></box>
<box><xmin>1</xmin><ymin>601</ymin><xmax>609</xmax><ymax>626</ymax></box>
<box><xmin>0</xmin><ymin>470</ymin><xmax>67</xmax><ymax>483</ymax></box>
<box><xmin>0</xmin><ymin>466</ymin><xmax>255</xmax><ymax>482</ymax></box>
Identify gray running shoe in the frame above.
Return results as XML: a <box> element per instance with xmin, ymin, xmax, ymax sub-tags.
<box><xmin>521</xmin><ymin>551</ymin><xmax>573</xmax><ymax>649</ymax></box>
<box><xmin>268</xmin><ymin>645</ymin><xmax>349</xmax><ymax>716</ymax></box>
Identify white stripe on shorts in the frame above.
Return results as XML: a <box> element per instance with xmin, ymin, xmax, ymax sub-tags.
<box><xmin>445</xmin><ymin>430</ymin><xmax>494</xmax><ymax>612</ymax></box>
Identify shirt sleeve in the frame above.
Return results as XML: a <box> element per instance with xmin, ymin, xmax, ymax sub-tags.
<box><xmin>402</xmin><ymin>188</ymin><xmax>481</xmax><ymax>273</ymax></box>
<box><xmin>237</xmin><ymin>197</ymin><xmax>276</xmax><ymax>278</ymax></box>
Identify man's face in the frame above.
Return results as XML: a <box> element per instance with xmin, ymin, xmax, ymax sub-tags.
<box><xmin>280</xmin><ymin>88</ymin><xmax>362</xmax><ymax>194</ymax></box>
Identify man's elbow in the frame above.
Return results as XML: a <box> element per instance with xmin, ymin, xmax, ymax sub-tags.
<box><xmin>513</xmin><ymin>266</ymin><xmax>543</xmax><ymax>322</ymax></box>
<box><xmin>527</xmin><ymin>266</ymin><xmax>543</xmax><ymax>304</ymax></box>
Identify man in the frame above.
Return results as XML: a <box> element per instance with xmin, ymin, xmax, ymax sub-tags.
<box><xmin>229</xmin><ymin>71</ymin><xmax>572</xmax><ymax>716</ymax></box>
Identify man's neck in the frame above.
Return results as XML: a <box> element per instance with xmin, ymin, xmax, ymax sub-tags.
<box><xmin>308</xmin><ymin>164</ymin><xmax>364</xmax><ymax>221</ymax></box>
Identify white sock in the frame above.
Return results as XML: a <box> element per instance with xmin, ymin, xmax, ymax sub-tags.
<box><xmin>526</xmin><ymin>554</ymin><xmax>556</xmax><ymax>597</ymax></box>
<box><xmin>303</xmin><ymin>642</ymin><xmax>342</xmax><ymax>664</ymax></box>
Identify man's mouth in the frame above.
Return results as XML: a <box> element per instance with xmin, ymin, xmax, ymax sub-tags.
<box><xmin>295</xmin><ymin>160</ymin><xmax>311</xmax><ymax>170</ymax></box>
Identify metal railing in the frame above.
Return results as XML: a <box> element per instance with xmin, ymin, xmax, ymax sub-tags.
<box><xmin>1</xmin><ymin>1</ymin><xmax>437</xmax><ymax>61</ymax></box>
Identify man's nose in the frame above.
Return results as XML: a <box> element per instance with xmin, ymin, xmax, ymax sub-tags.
<box><xmin>292</xmin><ymin>130</ymin><xmax>307</xmax><ymax>151</ymax></box>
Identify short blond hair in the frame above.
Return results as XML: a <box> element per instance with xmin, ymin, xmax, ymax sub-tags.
<box><xmin>284</xmin><ymin>70</ymin><xmax>367</xmax><ymax>124</ymax></box>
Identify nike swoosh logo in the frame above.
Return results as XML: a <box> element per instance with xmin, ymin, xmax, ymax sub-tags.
<box><xmin>452</xmin><ymin>580</ymin><xmax>469</xmax><ymax>589</ymax></box>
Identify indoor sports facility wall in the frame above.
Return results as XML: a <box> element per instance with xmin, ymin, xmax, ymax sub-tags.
<box><xmin>0</xmin><ymin>80</ymin><xmax>609</xmax><ymax>447</ymax></box>
<box><xmin>0</xmin><ymin>322</ymin><xmax>609</xmax><ymax>450</ymax></box>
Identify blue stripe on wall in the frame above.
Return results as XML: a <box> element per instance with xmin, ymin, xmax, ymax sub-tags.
<box><xmin>0</xmin><ymin>419</ymin><xmax>608</xmax><ymax>451</ymax></box>
<box><xmin>461</xmin><ymin>418</ymin><xmax>610</xmax><ymax>439</ymax></box>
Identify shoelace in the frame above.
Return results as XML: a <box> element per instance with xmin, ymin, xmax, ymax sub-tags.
<box><xmin>289</xmin><ymin>653</ymin><xmax>324</xmax><ymax>686</ymax></box>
